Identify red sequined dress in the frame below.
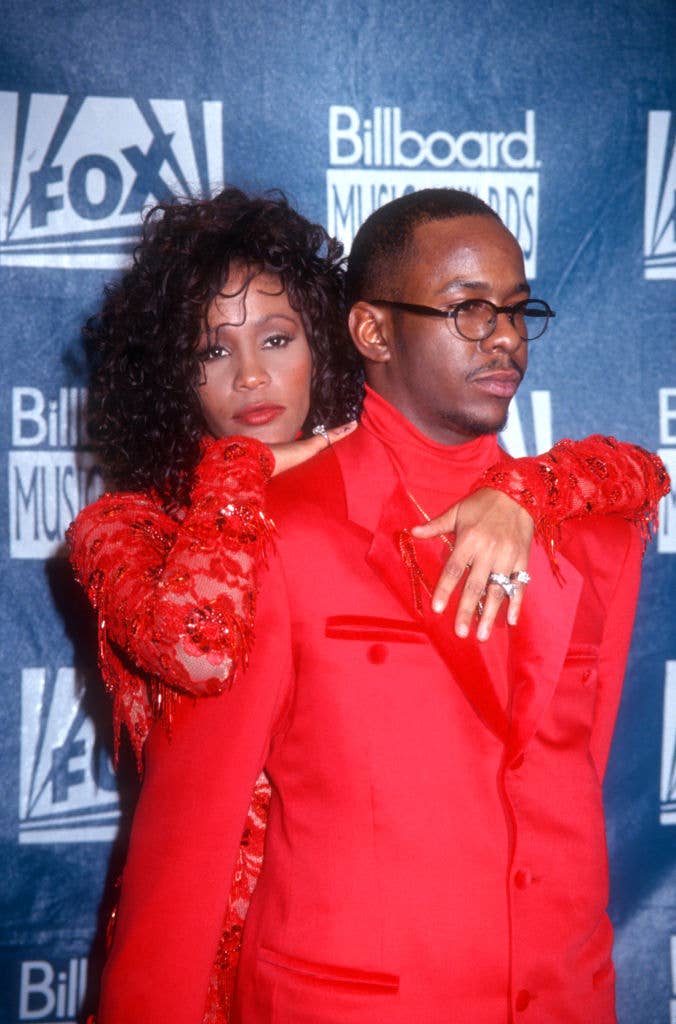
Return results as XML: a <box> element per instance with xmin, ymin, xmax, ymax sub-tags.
<box><xmin>67</xmin><ymin>432</ymin><xmax>669</xmax><ymax>1024</ymax></box>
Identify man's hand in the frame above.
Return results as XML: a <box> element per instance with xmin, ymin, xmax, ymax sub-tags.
<box><xmin>269</xmin><ymin>422</ymin><xmax>357</xmax><ymax>477</ymax></box>
<box><xmin>411</xmin><ymin>488</ymin><xmax>535</xmax><ymax>642</ymax></box>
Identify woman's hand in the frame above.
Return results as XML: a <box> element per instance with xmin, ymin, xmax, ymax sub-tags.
<box><xmin>269</xmin><ymin>421</ymin><xmax>357</xmax><ymax>477</ymax></box>
<box><xmin>411</xmin><ymin>488</ymin><xmax>535</xmax><ymax>642</ymax></box>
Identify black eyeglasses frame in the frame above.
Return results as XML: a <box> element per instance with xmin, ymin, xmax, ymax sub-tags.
<box><xmin>367</xmin><ymin>297</ymin><xmax>556</xmax><ymax>343</ymax></box>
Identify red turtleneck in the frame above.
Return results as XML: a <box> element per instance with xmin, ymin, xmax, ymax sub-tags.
<box><xmin>360</xmin><ymin>384</ymin><xmax>504</xmax><ymax>517</ymax></box>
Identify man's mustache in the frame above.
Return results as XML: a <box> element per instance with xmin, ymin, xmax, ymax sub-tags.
<box><xmin>466</xmin><ymin>356</ymin><xmax>524</xmax><ymax>382</ymax></box>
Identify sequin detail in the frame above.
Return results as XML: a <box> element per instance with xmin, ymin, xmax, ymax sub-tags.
<box><xmin>469</xmin><ymin>435</ymin><xmax>670</xmax><ymax>578</ymax></box>
<box><xmin>68</xmin><ymin>435</ymin><xmax>274</xmax><ymax>769</ymax></box>
<box><xmin>398</xmin><ymin>529</ymin><xmax>428</xmax><ymax>616</ymax></box>
<box><xmin>202</xmin><ymin>772</ymin><xmax>271</xmax><ymax>1023</ymax></box>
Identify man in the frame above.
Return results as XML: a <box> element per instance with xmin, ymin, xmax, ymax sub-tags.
<box><xmin>101</xmin><ymin>190</ymin><xmax>642</xmax><ymax>1022</ymax></box>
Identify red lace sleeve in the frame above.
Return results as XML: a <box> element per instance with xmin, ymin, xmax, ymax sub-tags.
<box><xmin>472</xmin><ymin>435</ymin><xmax>670</xmax><ymax>572</ymax></box>
<box><xmin>67</xmin><ymin>436</ymin><xmax>274</xmax><ymax>765</ymax></box>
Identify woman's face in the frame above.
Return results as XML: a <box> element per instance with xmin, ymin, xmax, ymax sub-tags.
<box><xmin>197</xmin><ymin>268</ymin><xmax>313</xmax><ymax>444</ymax></box>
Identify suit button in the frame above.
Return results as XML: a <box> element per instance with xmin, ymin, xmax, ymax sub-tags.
<box><xmin>514</xmin><ymin>869</ymin><xmax>532</xmax><ymax>889</ymax></box>
<box><xmin>510</xmin><ymin>753</ymin><xmax>525</xmax><ymax>770</ymax></box>
<box><xmin>515</xmin><ymin>989</ymin><xmax>532</xmax><ymax>1011</ymax></box>
<box><xmin>367</xmin><ymin>643</ymin><xmax>388</xmax><ymax>664</ymax></box>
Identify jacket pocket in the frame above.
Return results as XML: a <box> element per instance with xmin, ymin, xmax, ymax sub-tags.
<box><xmin>257</xmin><ymin>945</ymin><xmax>400</xmax><ymax>992</ymax></box>
<box><xmin>564</xmin><ymin>642</ymin><xmax>600</xmax><ymax>663</ymax></box>
<box><xmin>325</xmin><ymin>615</ymin><xmax>427</xmax><ymax>645</ymax></box>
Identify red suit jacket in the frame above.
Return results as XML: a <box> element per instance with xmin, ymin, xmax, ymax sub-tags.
<box><xmin>99</xmin><ymin>405</ymin><xmax>642</xmax><ymax>1024</ymax></box>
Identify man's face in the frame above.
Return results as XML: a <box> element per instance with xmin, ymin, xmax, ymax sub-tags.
<box><xmin>369</xmin><ymin>215</ymin><xmax>529</xmax><ymax>445</ymax></box>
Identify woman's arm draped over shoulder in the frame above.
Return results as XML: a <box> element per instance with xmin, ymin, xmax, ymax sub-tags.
<box><xmin>412</xmin><ymin>435</ymin><xmax>669</xmax><ymax>633</ymax></box>
<box><xmin>67</xmin><ymin>436</ymin><xmax>274</xmax><ymax>766</ymax></box>
<box><xmin>473</xmin><ymin>435</ymin><xmax>670</xmax><ymax>566</ymax></box>
<box><xmin>70</xmin><ymin>432</ymin><xmax>669</xmax><ymax>763</ymax></box>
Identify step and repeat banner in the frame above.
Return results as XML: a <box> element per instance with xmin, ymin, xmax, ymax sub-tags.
<box><xmin>1</xmin><ymin>2</ymin><xmax>674</xmax><ymax>1021</ymax></box>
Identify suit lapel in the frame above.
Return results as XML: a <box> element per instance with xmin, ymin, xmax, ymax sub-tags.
<box><xmin>506</xmin><ymin>542</ymin><xmax>583</xmax><ymax>757</ymax></box>
<box><xmin>335</xmin><ymin>430</ymin><xmax>510</xmax><ymax>743</ymax></box>
<box><xmin>334</xmin><ymin>426</ymin><xmax>584</xmax><ymax>753</ymax></box>
<box><xmin>367</xmin><ymin>484</ymin><xmax>511</xmax><ymax>742</ymax></box>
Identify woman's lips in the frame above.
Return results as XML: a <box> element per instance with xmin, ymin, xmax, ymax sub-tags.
<box><xmin>471</xmin><ymin>370</ymin><xmax>522</xmax><ymax>398</ymax></box>
<box><xmin>233</xmin><ymin>404</ymin><xmax>286</xmax><ymax>426</ymax></box>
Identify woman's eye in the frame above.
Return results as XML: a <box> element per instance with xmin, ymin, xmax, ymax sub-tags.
<box><xmin>200</xmin><ymin>345</ymin><xmax>230</xmax><ymax>361</ymax></box>
<box><xmin>262</xmin><ymin>333</ymin><xmax>292</xmax><ymax>349</ymax></box>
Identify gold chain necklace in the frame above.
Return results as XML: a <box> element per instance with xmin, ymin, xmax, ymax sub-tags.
<box><xmin>405</xmin><ymin>490</ymin><xmax>455</xmax><ymax>554</ymax></box>
<box><xmin>403</xmin><ymin>490</ymin><xmax>483</xmax><ymax>618</ymax></box>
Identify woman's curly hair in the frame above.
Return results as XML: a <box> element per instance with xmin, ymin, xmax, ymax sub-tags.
<box><xmin>86</xmin><ymin>187</ymin><xmax>363</xmax><ymax>505</ymax></box>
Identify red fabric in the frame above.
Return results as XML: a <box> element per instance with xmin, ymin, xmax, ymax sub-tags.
<box><xmin>471</xmin><ymin>432</ymin><xmax>669</xmax><ymax>573</ymax></box>
<box><xmin>97</xmin><ymin>391</ymin><xmax>645</xmax><ymax>1024</ymax></box>
<box><xmin>67</xmin><ymin>435</ymin><xmax>275</xmax><ymax>767</ymax></box>
<box><xmin>69</xmin><ymin>435</ymin><xmax>274</xmax><ymax>1024</ymax></box>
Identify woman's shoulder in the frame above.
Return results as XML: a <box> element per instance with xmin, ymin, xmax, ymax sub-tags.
<box><xmin>267</xmin><ymin>445</ymin><xmax>345</xmax><ymax>520</ymax></box>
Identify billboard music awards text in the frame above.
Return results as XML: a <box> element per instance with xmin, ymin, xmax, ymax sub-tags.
<box><xmin>326</xmin><ymin>106</ymin><xmax>539</xmax><ymax>275</ymax></box>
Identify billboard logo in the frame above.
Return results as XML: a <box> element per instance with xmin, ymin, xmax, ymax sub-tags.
<box><xmin>658</xmin><ymin>388</ymin><xmax>676</xmax><ymax>554</ymax></box>
<box><xmin>9</xmin><ymin>386</ymin><xmax>105</xmax><ymax>558</ymax></box>
<box><xmin>19</xmin><ymin>667</ymin><xmax>119</xmax><ymax>843</ymax></box>
<box><xmin>0</xmin><ymin>91</ymin><xmax>225</xmax><ymax>268</ymax></box>
<box><xmin>644</xmin><ymin>110</ymin><xmax>676</xmax><ymax>280</ymax></box>
<box><xmin>327</xmin><ymin>106</ymin><xmax>539</xmax><ymax>276</ymax></box>
<box><xmin>18</xmin><ymin>958</ymin><xmax>87</xmax><ymax>1022</ymax></box>
<box><xmin>661</xmin><ymin>662</ymin><xmax>676</xmax><ymax>825</ymax></box>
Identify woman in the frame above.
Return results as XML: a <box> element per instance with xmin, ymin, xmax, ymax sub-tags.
<box><xmin>68</xmin><ymin>187</ymin><xmax>668</xmax><ymax>1023</ymax></box>
<box><xmin>71</xmin><ymin>188</ymin><xmax>363</xmax><ymax>768</ymax></box>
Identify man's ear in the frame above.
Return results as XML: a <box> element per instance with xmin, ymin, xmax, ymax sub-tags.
<box><xmin>348</xmin><ymin>302</ymin><xmax>392</xmax><ymax>364</ymax></box>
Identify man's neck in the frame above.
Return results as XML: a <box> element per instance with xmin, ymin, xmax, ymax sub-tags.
<box><xmin>364</xmin><ymin>380</ymin><xmax>496</xmax><ymax>449</ymax></box>
<box><xmin>359</xmin><ymin>385</ymin><xmax>501</xmax><ymax>512</ymax></box>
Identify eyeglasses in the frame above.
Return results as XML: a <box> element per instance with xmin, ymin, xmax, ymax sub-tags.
<box><xmin>368</xmin><ymin>298</ymin><xmax>556</xmax><ymax>343</ymax></box>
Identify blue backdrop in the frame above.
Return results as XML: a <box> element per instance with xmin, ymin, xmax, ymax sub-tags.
<box><xmin>1</xmin><ymin>2</ymin><xmax>674</xmax><ymax>1021</ymax></box>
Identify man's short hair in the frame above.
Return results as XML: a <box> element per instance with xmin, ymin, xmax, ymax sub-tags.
<box><xmin>345</xmin><ymin>188</ymin><xmax>502</xmax><ymax>308</ymax></box>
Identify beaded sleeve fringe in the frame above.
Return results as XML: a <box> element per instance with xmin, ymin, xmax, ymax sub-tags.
<box><xmin>67</xmin><ymin>436</ymin><xmax>275</xmax><ymax>770</ymax></box>
<box><xmin>470</xmin><ymin>435</ymin><xmax>670</xmax><ymax>579</ymax></box>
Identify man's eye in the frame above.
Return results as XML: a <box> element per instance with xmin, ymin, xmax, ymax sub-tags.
<box><xmin>457</xmin><ymin>300</ymin><xmax>488</xmax><ymax>313</ymax></box>
<box><xmin>262</xmin><ymin>333</ymin><xmax>292</xmax><ymax>348</ymax></box>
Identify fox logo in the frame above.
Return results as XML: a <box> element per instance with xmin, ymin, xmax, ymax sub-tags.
<box><xmin>19</xmin><ymin>667</ymin><xmax>119</xmax><ymax>843</ymax></box>
<box><xmin>0</xmin><ymin>91</ymin><xmax>224</xmax><ymax>268</ymax></box>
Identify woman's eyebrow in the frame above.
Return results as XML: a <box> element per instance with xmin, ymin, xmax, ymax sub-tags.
<box><xmin>252</xmin><ymin>313</ymin><xmax>299</xmax><ymax>327</ymax></box>
<box><xmin>210</xmin><ymin>312</ymin><xmax>299</xmax><ymax>330</ymax></box>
